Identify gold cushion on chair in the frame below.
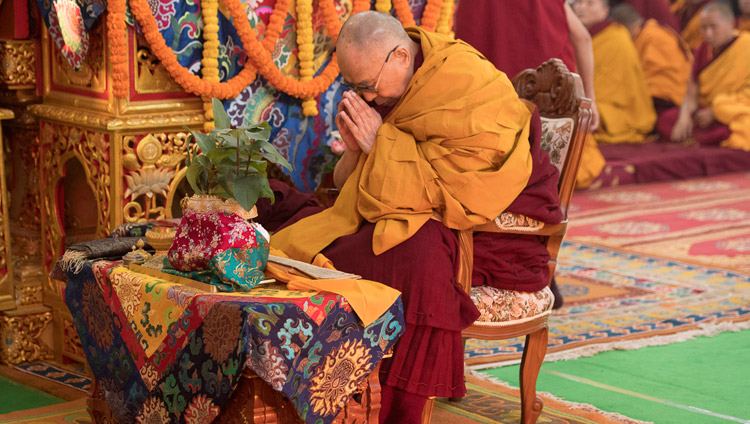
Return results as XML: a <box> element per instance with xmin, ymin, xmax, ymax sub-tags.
<box><xmin>470</xmin><ymin>286</ymin><xmax>554</xmax><ymax>324</ymax></box>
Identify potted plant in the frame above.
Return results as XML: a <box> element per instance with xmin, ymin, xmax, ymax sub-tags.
<box><xmin>182</xmin><ymin>98</ymin><xmax>292</xmax><ymax>218</ymax></box>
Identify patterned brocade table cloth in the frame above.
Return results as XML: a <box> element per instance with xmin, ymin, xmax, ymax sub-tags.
<box><xmin>64</xmin><ymin>260</ymin><xmax>404</xmax><ymax>424</ymax></box>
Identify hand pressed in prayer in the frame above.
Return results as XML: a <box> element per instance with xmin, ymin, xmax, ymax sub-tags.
<box><xmin>694</xmin><ymin>108</ymin><xmax>715</xmax><ymax>128</ymax></box>
<box><xmin>335</xmin><ymin>104</ymin><xmax>361</xmax><ymax>153</ymax></box>
<box><xmin>335</xmin><ymin>91</ymin><xmax>383</xmax><ymax>154</ymax></box>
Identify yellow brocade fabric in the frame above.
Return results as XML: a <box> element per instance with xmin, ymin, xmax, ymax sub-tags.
<box><xmin>592</xmin><ymin>22</ymin><xmax>656</xmax><ymax>144</ymax></box>
<box><xmin>698</xmin><ymin>32</ymin><xmax>750</xmax><ymax>151</ymax></box>
<box><xmin>264</xmin><ymin>247</ymin><xmax>401</xmax><ymax>327</ymax></box>
<box><xmin>635</xmin><ymin>20</ymin><xmax>692</xmax><ymax>107</ymax></box>
<box><xmin>272</xmin><ymin>27</ymin><xmax>533</xmax><ymax>262</ymax></box>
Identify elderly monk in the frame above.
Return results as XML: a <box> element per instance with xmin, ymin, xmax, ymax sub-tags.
<box><xmin>611</xmin><ymin>0</ymin><xmax>681</xmax><ymax>31</ymax></box>
<box><xmin>267</xmin><ymin>11</ymin><xmax>562</xmax><ymax>423</ymax></box>
<box><xmin>610</xmin><ymin>4</ymin><xmax>693</xmax><ymax>117</ymax></box>
<box><xmin>573</xmin><ymin>0</ymin><xmax>657</xmax><ymax>144</ymax></box>
<box><xmin>660</xmin><ymin>1</ymin><xmax>750</xmax><ymax>150</ymax></box>
<box><xmin>454</xmin><ymin>0</ymin><xmax>605</xmax><ymax>190</ymax></box>
<box><xmin>673</xmin><ymin>0</ymin><xmax>712</xmax><ymax>48</ymax></box>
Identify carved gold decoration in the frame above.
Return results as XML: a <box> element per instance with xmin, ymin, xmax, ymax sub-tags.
<box><xmin>50</xmin><ymin>21</ymin><xmax>106</xmax><ymax>93</ymax></box>
<box><xmin>135</xmin><ymin>42</ymin><xmax>182</xmax><ymax>94</ymax></box>
<box><xmin>29</xmin><ymin>103</ymin><xmax>204</xmax><ymax>130</ymax></box>
<box><xmin>0</xmin><ymin>307</ymin><xmax>54</xmax><ymax>364</ymax></box>
<box><xmin>62</xmin><ymin>315</ymin><xmax>85</xmax><ymax>360</ymax></box>
<box><xmin>39</xmin><ymin>121</ymin><xmax>111</xmax><ymax>271</ymax></box>
<box><xmin>122</xmin><ymin>132</ymin><xmax>190</xmax><ymax>223</ymax></box>
<box><xmin>16</xmin><ymin>284</ymin><xmax>44</xmax><ymax>306</ymax></box>
<box><xmin>145</xmin><ymin>227</ymin><xmax>176</xmax><ymax>254</ymax></box>
<box><xmin>1</xmin><ymin>108</ymin><xmax>16</xmax><ymax>311</ymax></box>
<box><xmin>0</xmin><ymin>41</ymin><xmax>37</xmax><ymax>89</ymax></box>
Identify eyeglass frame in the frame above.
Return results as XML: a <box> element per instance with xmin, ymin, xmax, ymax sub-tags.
<box><xmin>341</xmin><ymin>45</ymin><xmax>399</xmax><ymax>94</ymax></box>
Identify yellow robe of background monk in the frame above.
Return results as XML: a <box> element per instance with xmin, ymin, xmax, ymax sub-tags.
<box><xmin>699</xmin><ymin>32</ymin><xmax>750</xmax><ymax>150</ymax></box>
<box><xmin>592</xmin><ymin>22</ymin><xmax>656</xmax><ymax>144</ymax></box>
<box><xmin>635</xmin><ymin>19</ymin><xmax>692</xmax><ymax>107</ymax></box>
<box><xmin>272</xmin><ymin>27</ymin><xmax>534</xmax><ymax>262</ymax></box>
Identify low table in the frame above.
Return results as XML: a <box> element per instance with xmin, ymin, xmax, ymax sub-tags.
<box><xmin>65</xmin><ymin>259</ymin><xmax>403</xmax><ymax>424</ymax></box>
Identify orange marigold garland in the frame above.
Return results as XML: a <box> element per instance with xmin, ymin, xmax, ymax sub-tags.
<box><xmin>375</xmin><ymin>0</ymin><xmax>392</xmax><ymax>13</ymax></box>
<box><xmin>435</xmin><ymin>0</ymin><xmax>453</xmax><ymax>34</ymax></box>
<box><xmin>392</xmin><ymin>0</ymin><xmax>415</xmax><ymax>27</ymax></box>
<box><xmin>420</xmin><ymin>0</ymin><xmax>443</xmax><ymax>32</ymax></box>
<box><xmin>201</xmin><ymin>0</ymin><xmax>221</xmax><ymax>129</ymax></box>
<box><xmin>297</xmin><ymin>0</ymin><xmax>317</xmax><ymax>116</ymax></box>
<box><xmin>108</xmin><ymin>0</ymin><xmax>129</xmax><ymax>98</ymax></box>
<box><xmin>262</xmin><ymin>0</ymin><xmax>292</xmax><ymax>52</ymax></box>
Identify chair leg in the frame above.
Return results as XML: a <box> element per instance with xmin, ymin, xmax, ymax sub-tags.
<box><xmin>519</xmin><ymin>326</ymin><xmax>548</xmax><ymax>424</ymax></box>
<box><xmin>420</xmin><ymin>397</ymin><xmax>435</xmax><ymax>424</ymax></box>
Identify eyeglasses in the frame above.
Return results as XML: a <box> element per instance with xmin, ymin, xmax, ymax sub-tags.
<box><xmin>342</xmin><ymin>45</ymin><xmax>399</xmax><ymax>94</ymax></box>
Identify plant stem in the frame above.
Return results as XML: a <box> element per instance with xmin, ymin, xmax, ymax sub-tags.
<box><xmin>236</xmin><ymin>131</ymin><xmax>240</xmax><ymax>176</ymax></box>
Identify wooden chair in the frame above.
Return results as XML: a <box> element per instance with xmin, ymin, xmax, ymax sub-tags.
<box><xmin>421</xmin><ymin>58</ymin><xmax>592</xmax><ymax>424</ymax></box>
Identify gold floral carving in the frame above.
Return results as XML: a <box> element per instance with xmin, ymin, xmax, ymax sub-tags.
<box><xmin>0</xmin><ymin>40</ymin><xmax>36</xmax><ymax>88</ymax></box>
<box><xmin>39</xmin><ymin>122</ymin><xmax>111</xmax><ymax>270</ymax></box>
<box><xmin>0</xmin><ymin>309</ymin><xmax>54</xmax><ymax>365</ymax></box>
<box><xmin>29</xmin><ymin>103</ymin><xmax>204</xmax><ymax>131</ymax></box>
<box><xmin>1</xmin><ymin>109</ymin><xmax>15</xmax><ymax>311</ymax></box>
<box><xmin>16</xmin><ymin>285</ymin><xmax>44</xmax><ymax>306</ymax></box>
<box><xmin>135</xmin><ymin>44</ymin><xmax>182</xmax><ymax>94</ymax></box>
<box><xmin>62</xmin><ymin>316</ymin><xmax>85</xmax><ymax>359</ymax></box>
<box><xmin>123</xmin><ymin>132</ymin><xmax>190</xmax><ymax>222</ymax></box>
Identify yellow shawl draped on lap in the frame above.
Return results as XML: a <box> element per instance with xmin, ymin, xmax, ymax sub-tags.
<box><xmin>699</xmin><ymin>32</ymin><xmax>750</xmax><ymax>150</ymax></box>
<box><xmin>635</xmin><ymin>19</ymin><xmax>692</xmax><ymax>107</ymax></box>
<box><xmin>592</xmin><ymin>22</ymin><xmax>656</xmax><ymax>144</ymax></box>
<box><xmin>272</xmin><ymin>27</ymin><xmax>533</xmax><ymax>262</ymax></box>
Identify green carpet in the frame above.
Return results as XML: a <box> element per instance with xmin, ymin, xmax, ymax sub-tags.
<box><xmin>480</xmin><ymin>329</ymin><xmax>750</xmax><ymax>424</ymax></box>
<box><xmin>0</xmin><ymin>375</ymin><xmax>64</xmax><ymax>414</ymax></box>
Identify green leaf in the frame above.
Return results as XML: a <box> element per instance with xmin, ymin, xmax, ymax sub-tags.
<box><xmin>241</xmin><ymin>122</ymin><xmax>271</xmax><ymax>141</ymax></box>
<box><xmin>258</xmin><ymin>177</ymin><xmax>275</xmax><ymax>204</ymax></box>
<box><xmin>212</xmin><ymin>98</ymin><xmax>231</xmax><ymax>130</ymax></box>
<box><xmin>185</xmin><ymin>162</ymin><xmax>205</xmax><ymax>194</ymax></box>
<box><xmin>196</xmin><ymin>155</ymin><xmax>212</xmax><ymax>169</ymax></box>
<box><xmin>207</xmin><ymin>147</ymin><xmax>236</xmax><ymax>165</ymax></box>
<box><xmin>256</xmin><ymin>140</ymin><xmax>292</xmax><ymax>170</ymax></box>
<box><xmin>233</xmin><ymin>175</ymin><xmax>261</xmax><ymax>212</ymax></box>
<box><xmin>191</xmin><ymin>130</ymin><xmax>215</xmax><ymax>154</ymax></box>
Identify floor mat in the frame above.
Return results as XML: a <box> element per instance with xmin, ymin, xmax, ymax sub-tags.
<box><xmin>0</xmin><ymin>399</ymin><xmax>90</xmax><ymax>424</ymax></box>
<box><xmin>568</xmin><ymin>171</ymin><xmax>750</xmax><ymax>272</ymax></box>
<box><xmin>480</xmin><ymin>329</ymin><xmax>750</xmax><ymax>424</ymax></box>
<box><xmin>13</xmin><ymin>362</ymin><xmax>91</xmax><ymax>393</ymax></box>
<box><xmin>432</xmin><ymin>374</ymin><xmax>647</xmax><ymax>424</ymax></box>
<box><xmin>465</xmin><ymin>241</ymin><xmax>750</xmax><ymax>366</ymax></box>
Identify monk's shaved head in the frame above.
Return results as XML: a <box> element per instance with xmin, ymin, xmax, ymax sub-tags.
<box><xmin>702</xmin><ymin>0</ymin><xmax>736</xmax><ymax>21</ymax></box>
<box><xmin>610</xmin><ymin>3</ymin><xmax>643</xmax><ymax>27</ymax></box>
<box><xmin>338</xmin><ymin>11</ymin><xmax>411</xmax><ymax>52</ymax></box>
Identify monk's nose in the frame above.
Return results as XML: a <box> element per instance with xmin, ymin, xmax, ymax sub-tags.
<box><xmin>362</xmin><ymin>91</ymin><xmax>377</xmax><ymax>102</ymax></box>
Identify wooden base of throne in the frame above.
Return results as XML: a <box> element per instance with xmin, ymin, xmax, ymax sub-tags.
<box><xmin>87</xmin><ymin>363</ymin><xmax>384</xmax><ymax>424</ymax></box>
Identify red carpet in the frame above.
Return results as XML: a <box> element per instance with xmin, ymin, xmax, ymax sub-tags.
<box><xmin>589</xmin><ymin>143</ymin><xmax>750</xmax><ymax>189</ymax></box>
<box><xmin>569</xmin><ymin>171</ymin><xmax>750</xmax><ymax>272</ymax></box>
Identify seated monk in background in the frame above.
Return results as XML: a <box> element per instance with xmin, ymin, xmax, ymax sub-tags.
<box><xmin>673</xmin><ymin>0</ymin><xmax>711</xmax><ymax>48</ymax></box>
<box><xmin>610</xmin><ymin>4</ymin><xmax>693</xmax><ymax>118</ymax></box>
<box><xmin>660</xmin><ymin>1</ymin><xmax>750</xmax><ymax>150</ymax></box>
<box><xmin>611</xmin><ymin>0</ymin><xmax>681</xmax><ymax>31</ymax></box>
<box><xmin>263</xmin><ymin>11</ymin><xmax>562</xmax><ymax>424</ymax></box>
<box><xmin>573</xmin><ymin>0</ymin><xmax>657</xmax><ymax>144</ymax></box>
<box><xmin>454</xmin><ymin>0</ymin><xmax>605</xmax><ymax>191</ymax></box>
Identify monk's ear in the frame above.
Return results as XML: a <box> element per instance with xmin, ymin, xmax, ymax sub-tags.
<box><xmin>394</xmin><ymin>46</ymin><xmax>410</xmax><ymax>66</ymax></box>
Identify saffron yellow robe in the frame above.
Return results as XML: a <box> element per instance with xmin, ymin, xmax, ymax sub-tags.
<box><xmin>739</xmin><ymin>17</ymin><xmax>750</xmax><ymax>33</ymax></box>
<box><xmin>592</xmin><ymin>22</ymin><xmax>657</xmax><ymax>144</ymax></box>
<box><xmin>272</xmin><ymin>27</ymin><xmax>534</xmax><ymax>262</ymax></box>
<box><xmin>671</xmin><ymin>0</ymin><xmax>706</xmax><ymax>49</ymax></box>
<box><xmin>698</xmin><ymin>32</ymin><xmax>750</xmax><ymax>150</ymax></box>
<box><xmin>635</xmin><ymin>19</ymin><xmax>693</xmax><ymax>107</ymax></box>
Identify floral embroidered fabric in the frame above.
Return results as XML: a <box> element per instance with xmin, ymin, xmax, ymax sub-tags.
<box><xmin>65</xmin><ymin>260</ymin><xmax>404</xmax><ymax>424</ymax></box>
<box><xmin>470</xmin><ymin>285</ymin><xmax>554</xmax><ymax>323</ymax></box>
<box><xmin>166</xmin><ymin>212</ymin><xmax>269</xmax><ymax>292</ymax></box>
